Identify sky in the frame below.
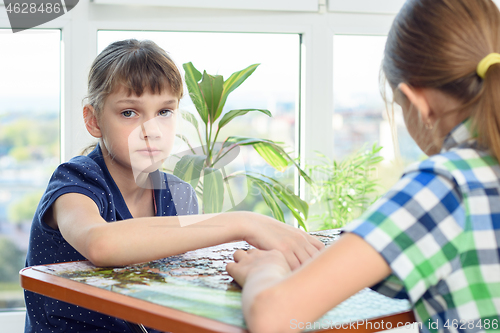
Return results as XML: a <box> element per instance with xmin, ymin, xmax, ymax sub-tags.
<box><xmin>1</xmin><ymin>29</ymin><xmax>61</xmax><ymax>112</ymax></box>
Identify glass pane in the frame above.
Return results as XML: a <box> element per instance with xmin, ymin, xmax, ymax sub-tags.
<box><xmin>97</xmin><ymin>31</ymin><xmax>300</xmax><ymax>217</ymax></box>
<box><xmin>332</xmin><ymin>35</ymin><xmax>423</xmax><ymax>183</ymax></box>
<box><xmin>307</xmin><ymin>35</ymin><xmax>423</xmax><ymax>230</ymax></box>
<box><xmin>0</xmin><ymin>29</ymin><xmax>61</xmax><ymax>309</ymax></box>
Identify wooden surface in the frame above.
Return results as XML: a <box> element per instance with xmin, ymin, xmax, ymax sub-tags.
<box><xmin>20</xmin><ymin>230</ymin><xmax>415</xmax><ymax>332</ymax></box>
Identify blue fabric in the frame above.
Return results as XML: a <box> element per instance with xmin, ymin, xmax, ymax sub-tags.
<box><xmin>24</xmin><ymin>144</ymin><xmax>198</xmax><ymax>333</ymax></box>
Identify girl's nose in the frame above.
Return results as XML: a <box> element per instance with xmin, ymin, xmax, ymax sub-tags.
<box><xmin>140</xmin><ymin>118</ymin><xmax>162</xmax><ymax>140</ymax></box>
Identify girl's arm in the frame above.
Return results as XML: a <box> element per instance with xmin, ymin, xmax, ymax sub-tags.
<box><xmin>226</xmin><ymin>233</ymin><xmax>391</xmax><ymax>333</ymax></box>
<box><xmin>48</xmin><ymin>193</ymin><xmax>324</xmax><ymax>267</ymax></box>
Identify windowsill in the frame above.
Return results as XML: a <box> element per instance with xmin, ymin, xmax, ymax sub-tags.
<box><xmin>0</xmin><ymin>309</ymin><xmax>26</xmax><ymax>332</ymax></box>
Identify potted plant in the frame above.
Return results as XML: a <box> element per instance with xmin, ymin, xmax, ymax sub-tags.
<box><xmin>306</xmin><ymin>143</ymin><xmax>384</xmax><ymax>230</ymax></box>
<box><xmin>171</xmin><ymin>62</ymin><xmax>311</xmax><ymax>230</ymax></box>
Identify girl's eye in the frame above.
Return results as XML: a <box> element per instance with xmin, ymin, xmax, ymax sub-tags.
<box><xmin>158</xmin><ymin>109</ymin><xmax>173</xmax><ymax>117</ymax></box>
<box><xmin>121</xmin><ymin>110</ymin><xmax>137</xmax><ymax>118</ymax></box>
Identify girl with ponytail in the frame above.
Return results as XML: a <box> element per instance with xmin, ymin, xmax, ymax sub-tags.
<box><xmin>227</xmin><ymin>1</ymin><xmax>500</xmax><ymax>332</ymax></box>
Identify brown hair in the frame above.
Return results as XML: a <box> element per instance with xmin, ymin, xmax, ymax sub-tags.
<box><xmin>382</xmin><ymin>0</ymin><xmax>500</xmax><ymax>160</ymax></box>
<box><xmin>85</xmin><ymin>39</ymin><xmax>183</xmax><ymax>118</ymax></box>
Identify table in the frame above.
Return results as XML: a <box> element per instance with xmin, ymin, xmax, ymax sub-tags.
<box><xmin>20</xmin><ymin>230</ymin><xmax>415</xmax><ymax>333</ymax></box>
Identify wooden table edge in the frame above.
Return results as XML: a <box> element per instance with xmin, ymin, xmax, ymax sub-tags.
<box><xmin>20</xmin><ymin>265</ymin><xmax>416</xmax><ymax>333</ymax></box>
<box><xmin>20</xmin><ymin>266</ymin><xmax>247</xmax><ymax>333</ymax></box>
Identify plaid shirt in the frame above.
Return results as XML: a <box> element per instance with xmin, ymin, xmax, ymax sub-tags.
<box><xmin>345</xmin><ymin>122</ymin><xmax>500</xmax><ymax>332</ymax></box>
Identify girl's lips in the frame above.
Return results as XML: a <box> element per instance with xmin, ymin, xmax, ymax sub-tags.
<box><xmin>136</xmin><ymin>148</ymin><xmax>163</xmax><ymax>156</ymax></box>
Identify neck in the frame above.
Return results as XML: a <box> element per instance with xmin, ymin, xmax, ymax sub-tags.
<box><xmin>99</xmin><ymin>144</ymin><xmax>152</xmax><ymax>203</ymax></box>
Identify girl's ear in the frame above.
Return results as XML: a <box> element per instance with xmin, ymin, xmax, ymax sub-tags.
<box><xmin>398</xmin><ymin>83</ymin><xmax>433</xmax><ymax>126</ymax></box>
<box><xmin>83</xmin><ymin>105</ymin><xmax>102</xmax><ymax>138</ymax></box>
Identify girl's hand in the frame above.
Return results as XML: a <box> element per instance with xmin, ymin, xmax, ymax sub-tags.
<box><xmin>241</xmin><ymin>212</ymin><xmax>324</xmax><ymax>270</ymax></box>
<box><xmin>226</xmin><ymin>249</ymin><xmax>291</xmax><ymax>287</ymax></box>
<box><xmin>227</xmin><ymin>234</ymin><xmax>391</xmax><ymax>333</ymax></box>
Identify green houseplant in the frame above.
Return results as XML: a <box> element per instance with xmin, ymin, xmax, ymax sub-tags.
<box><xmin>172</xmin><ymin>62</ymin><xmax>311</xmax><ymax>229</ymax></box>
<box><xmin>306</xmin><ymin>143</ymin><xmax>384</xmax><ymax>230</ymax></box>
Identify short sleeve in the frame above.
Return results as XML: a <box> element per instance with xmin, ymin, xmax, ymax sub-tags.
<box><xmin>344</xmin><ymin>170</ymin><xmax>465</xmax><ymax>303</ymax></box>
<box><xmin>38</xmin><ymin>156</ymin><xmax>110</xmax><ymax>230</ymax></box>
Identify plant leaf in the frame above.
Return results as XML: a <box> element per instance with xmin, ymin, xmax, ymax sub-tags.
<box><xmin>199</xmin><ymin>71</ymin><xmax>224</xmax><ymax>123</ymax></box>
<box><xmin>218</xmin><ymin>109</ymin><xmax>272</xmax><ymax>130</ymax></box>
<box><xmin>245</xmin><ymin>173</ymin><xmax>308</xmax><ymax>230</ymax></box>
<box><xmin>175</xmin><ymin>134</ymin><xmax>196</xmax><ymax>154</ymax></box>
<box><xmin>183</xmin><ymin>62</ymin><xmax>209</xmax><ymax>125</ymax></box>
<box><xmin>222</xmin><ymin>136</ymin><xmax>277</xmax><ymax>148</ymax></box>
<box><xmin>215</xmin><ymin>64</ymin><xmax>260</xmax><ymax>120</ymax></box>
<box><xmin>221</xmin><ymin>136</ymin><xmax>312</xmax><ymax>184</ymax></box>
<box><xmin>173</xmin><ymin>155</ymin><xmax>206</xmax><ymax>189</ymax></box>
<box><xmin>203</xmin><ymin>167</ymin><xmax>224</xmax><ymax>214</ymax></box>
<box><xmin>259</xmin><ymin>174</ymin><xmax>309</xmax><ymax>220</ymax></box>
<box><xmin>250</xmin><ymin>179</ymin><xmax>285</xmax><ymax>222</ymax></box>
<box><xmin>253</xmin><ymin>142</ymin><xmax>289</xmax><ymax>172</ymax></box>
<box><xmin>181</xmin><ymin>111</ymin><xmax>199</xmax><ymax>131</ymax></box>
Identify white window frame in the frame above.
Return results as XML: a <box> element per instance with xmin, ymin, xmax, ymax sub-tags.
<box><xmin>0</xmin><ymin>0</ymin><xmax>398</xmax><ymax>326</ymax></box>
<box><xmin>328</xmin><ymin>0</ymin><xmax>405</xmax><ymax>14</ymax></box>
<box><xmin>93</xmin><ymin>0</ymin><xmax>319</xmax><ymax>12</ymax></box>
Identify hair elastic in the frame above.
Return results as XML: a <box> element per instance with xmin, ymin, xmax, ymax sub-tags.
<box><xmin>477</xmin><ymin>53</ymin><xmax>500</xmax><ymax>79</ymax></box>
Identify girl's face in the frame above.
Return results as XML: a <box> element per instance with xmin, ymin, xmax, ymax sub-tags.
<box><xmin>98</xmin><ymin>85</ymin><xmax>179</xmax><ymax>178</ymax></box>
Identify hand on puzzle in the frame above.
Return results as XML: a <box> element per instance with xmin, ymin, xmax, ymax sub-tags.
<box><xmin>227</xmin><ymin>248</ymin><xmax>291</xmax><ymax>286</ymax></box>
<box><xmin>243</xmin><ymin>216</ymin><xmax>324</xmax><ymax>270</ymax></box>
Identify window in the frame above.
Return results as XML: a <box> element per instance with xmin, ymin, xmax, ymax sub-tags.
<box><xmin>0</xmin><ymin>29</ymin><xmax>61</xmax><ymax>309</ymax></box>
<box><xmin>332</xmin><ymin>35</ymin><xmax>424</xmax><ymax>190</ymax></box>
<box><xmin>0</xmin><ymin>2</ymin><xmax>428</xmax><ymax>327</ymax></box>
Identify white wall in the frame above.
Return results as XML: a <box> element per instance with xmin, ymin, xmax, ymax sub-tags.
<box><xmin>0</xmin><ymin>310</ymin><xmax>26</xmax><ymax>332</ymax></box>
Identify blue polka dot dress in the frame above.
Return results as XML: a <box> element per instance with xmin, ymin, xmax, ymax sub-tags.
<box><xmin>24</xmin><ymin>144</ymin><xmax>198</xmax><ymax>333</ymax></box>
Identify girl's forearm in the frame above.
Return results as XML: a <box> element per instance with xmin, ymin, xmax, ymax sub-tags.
<box><xmin>56</xmin><ymin>193</ymin><xmax>322</xmax><ymax>268</ymax></box>
<box><xmin>86</xmin><ymin>211</ymin><xmax>251</xmax><ymax>266</ymax></box>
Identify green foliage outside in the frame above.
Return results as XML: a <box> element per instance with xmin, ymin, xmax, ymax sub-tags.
<box><xmin>306</xmin><ymin>144</ymin><xmax>384</xmax><ymax>230</ymax></box>
<box><xmin>0</xmin><ymin>237</ymin><xmax>25</xmax><ymax>282</ymax></box>
<box><xmin>0</xmin><ymin>117</ymin><xmax>59</xmax><ymax>162</ymax></box>
<box><xmin>8</xmin><ymin>191</ymin><xmax>43</xmax><ymax>225</ymax></box>
<box><xmin>0</xmin><ymin>282</ymin><xmax>22</xmax><ymax>292</ymax></box>
<box><xmin>174</xmin><ymin>62</ymin><xmax>311</xmax><ymax>229</ymax></box>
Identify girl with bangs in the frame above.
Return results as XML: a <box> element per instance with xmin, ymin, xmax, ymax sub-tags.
<box><xmin>24</xmin><ymin>39</ymin><xmax>323</xmax><ymax>333</ymax></box>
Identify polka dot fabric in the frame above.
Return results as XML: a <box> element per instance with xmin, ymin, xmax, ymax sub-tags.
<box><xmin>24</xmin><ymin>144</ymin><xmax>198</xmax><ymax>332</ymax></box>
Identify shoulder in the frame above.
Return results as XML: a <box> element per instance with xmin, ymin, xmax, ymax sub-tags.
<box><xmin>30</xmin><ymin>156</ymin><xmax>111</xmax><ymax>241</ymax></box>
<box><xmin>346</xmin><ymin>157</ymin><xmax>464</xmax><ymax>235</ymax></box>
<box><xmin>54</xmin><ymin>155</ymin><xmax>105</xmax><ymax>180</ymax></box>
<box><xmin>43</xmin><ymin>156</ymin><xmax>111</xmax><ymax>212</ymax></box>
<box><xmin>404</xmin><ymin>148</ymin><xmax>500</xmax><ymax>192</ymax></box>
<box><xmin>405</xmin><ymin>148</ymin><xmax>491</xmax><ymax>172</ymax></box>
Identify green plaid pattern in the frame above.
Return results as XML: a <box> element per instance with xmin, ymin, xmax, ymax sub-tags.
<box><xmin>346</xmin><ymin>122</ymin><xmax>500</xmax><ymax>332</ymax></box>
